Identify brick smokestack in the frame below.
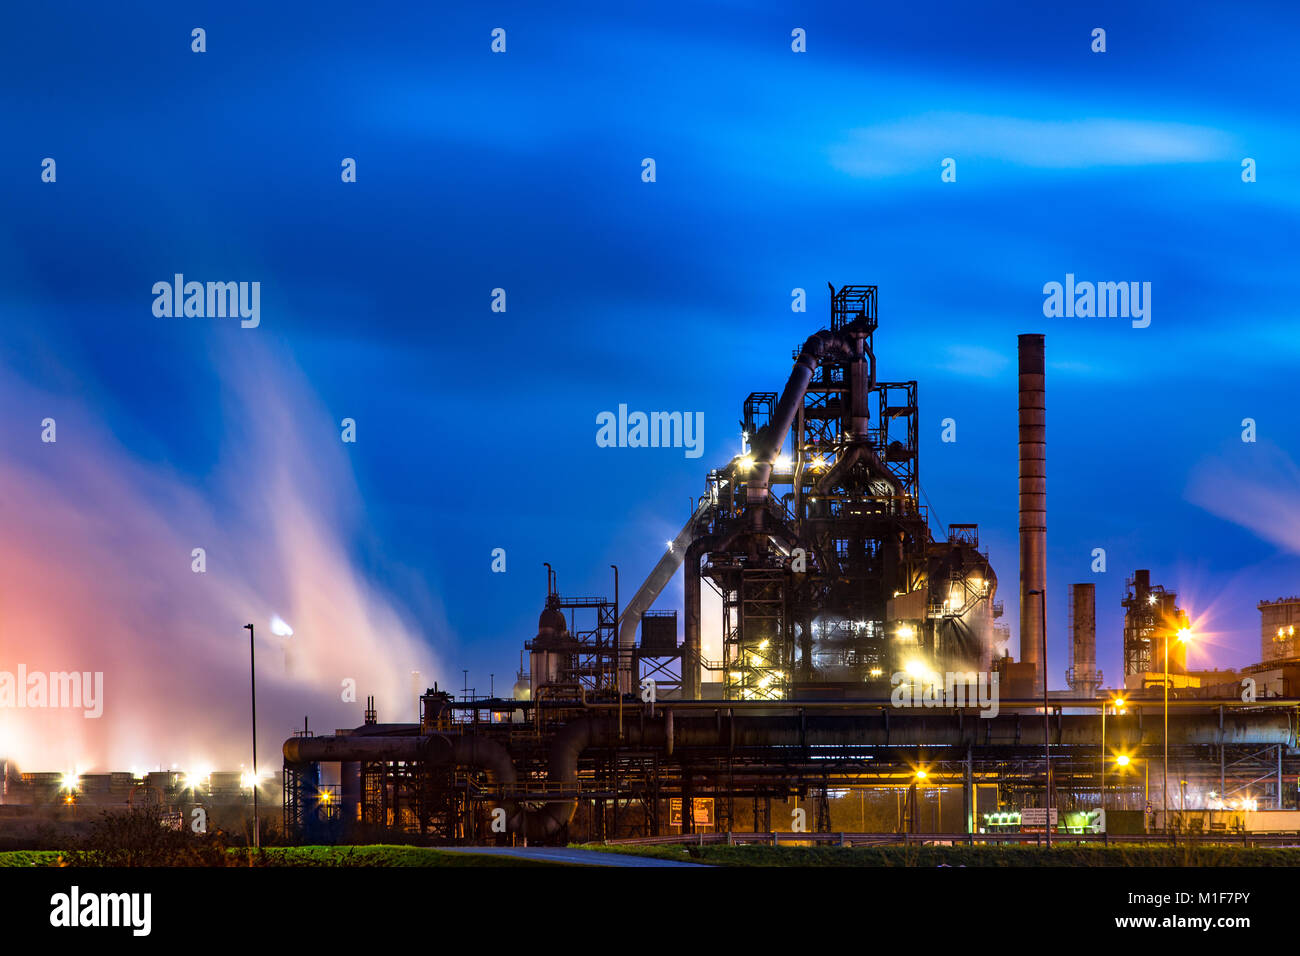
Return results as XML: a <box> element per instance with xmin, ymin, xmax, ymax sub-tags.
<box><xmin>1018</xmin><ymin>334</ymin><xmax>1046</xmax><ymax>696</ymax></box>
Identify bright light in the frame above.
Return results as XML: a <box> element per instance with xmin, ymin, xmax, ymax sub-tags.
<box><xmin>897</xmin><ymin>624</ymin><xmax>916</xmax><ymax>641</ymax></box>
<box><xmin>665</xmin><ymin>541</ymin><xmax>674</xmax><ymax>551</ymax></box>
<box><xmin>60</xmin><ymin>773</ymin><xmax>78</xmax><ymax>792</ymax></box>
<box><xmin>757</xmin><ymin>639</ymin><xmax>770</xmax><ymax>650</ymax></box>
<box><xmin>240</xmin><ymin>770</ymin><xmax>268</xmax><ymax>790</ymax></box>
<box><xmin>1148</xmin><ymin>594</ymin><xmax>1157</xmax><ymax>605</ymax></box>
<box><xmin>869</xmin><ymin>668</ymin><xmax>883</xmax><ymax>678</ymax></box>
<box><xmin>183</xmin><ymin>767</ymin><xmax>211</xmax><ymax>791</ymax></box>
<box><xmin>1176</xmin><ymin>627</ymin><xmax>1192</xmax><ymax>643</ymax></box>
<box><xmin>319</xmin><ymin>791</ymin><xmax>332</xmax><ymax>803</ymax></box>
<box><xmin>904</xmin><ymin>659</ymin><xmax>927</xmax><ymax>678</ymax></box>
<box><xmin>1115</xmin><ymin>754</ymin><xmax>1132</xmax><ymax>768</ymax></box>
<box><xmin>270</xmin><ymin>615</ymin><xmax>294</xmax><ymax>637</ymax></box>
<box><xmin>811</xmin><ymin>456</ymin><xmax>827</xmax><ymax>469</ymax></box>
<box><xmin>775</xmin><ymin>455</ymin><xmax>792</xmax><ymax>470</ymax></box>
<box><xmin>915</xmin><ymin>770</ymin><xmax>928</xmax><ymax>780</ymax></box>
<box><xmin>738</xmin><ymin>455</ymin><xmax>754</xmax><ymax>472</ymax></box>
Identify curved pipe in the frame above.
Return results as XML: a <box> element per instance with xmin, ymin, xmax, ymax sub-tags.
<box><xmin>616</xmin><ymin>498</ymin><xmax>711</xmax><ymax>691</ymax></box>
<box><xmin>748</xmin><ymin>330</ymin><xmax>855</xmax><ymax>504</ymax></box>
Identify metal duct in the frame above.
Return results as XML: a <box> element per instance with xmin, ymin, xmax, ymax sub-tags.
<box><xmin>1018</xmin><ymin>333</ymin><xmax>1046</xmax><ymax>695</ymax></box>
<box><xmin>283</xmin><ymin>734</ymin><xmax>446</xmax><ymax>764</ymax></box>
<box><xmin>616</xmin><ymin>498</ymin><xmax>710</xmax><ymax>693</ymax></box>
<box><xmin>747</xmin><ymin>330</ymin><xmax>855</xmax><ymax>505</ymax></box>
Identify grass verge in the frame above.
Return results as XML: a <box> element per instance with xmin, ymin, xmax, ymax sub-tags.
<box><xmin>0</xmin><ymin>845</ymin><xmax>563</xmax><ymax>867</ymax></box>
<box><xmin>579</xmin><ymin>842</ymin><xmax>1300</xmax><ymax>867</ymax></box>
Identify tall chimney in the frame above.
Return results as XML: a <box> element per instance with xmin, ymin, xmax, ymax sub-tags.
<box><xmin>1018</xmin><ymin>334</ymin><xmax>1046</xmax><ymax>696</ymax></box>
<box><xmin>1069</xmin><ymin>583</ymin><xmax>1097</xmax><ymax>698</ymax></box>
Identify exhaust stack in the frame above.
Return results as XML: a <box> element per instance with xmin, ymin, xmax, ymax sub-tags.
<box><xmin>1018</xmin><ymin>334</ymin><xmax>1046</xmax><ymax>696</ymax></box>
<box><xmin>1068</xmin><ymin>582</ymin><xmax>1098</xmax><ymax>699</ymax></box>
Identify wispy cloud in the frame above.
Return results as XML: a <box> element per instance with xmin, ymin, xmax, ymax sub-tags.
<box><xmin>1186</xmin><ymin>442</ymin><xmax>1300</xmax><ymax>555</ymax></box>
<box><xmin>830</xmin><ymin>113</ymin><xmax>1235</xmax><ymax>177</ymax></box>
<box><xmin>935</xmin><ymin>344</ymin><xmax>1011</xmax><ymax>378</ymax></box>
<box><xmin>0</xmin><ymin>344</ymin><xmax>441</xmax><ymax>772</ymax></box>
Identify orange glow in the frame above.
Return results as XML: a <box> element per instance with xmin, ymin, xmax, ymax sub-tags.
<box><xmin>0</xmin><ymin>350</ymin><xmax>441</xmax><ymax>771</ymax></box>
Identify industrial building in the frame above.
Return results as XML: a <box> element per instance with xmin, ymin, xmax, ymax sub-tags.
<box><xmin>271</xmin><ymin>285</ymin><xmax>1300</xmax><ymax>845</ymax></box>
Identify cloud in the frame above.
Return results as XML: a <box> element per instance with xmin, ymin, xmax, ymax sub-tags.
<box><xmin>0</xmin><ymin>343</ymin><xmax>441</xmax><ymax>772</ymax></box>
<box><xmin>1186</xmin><ymin>442</ymin><xmax>1300</xmax><ymax>555</ymax></box>
<box><xmin>935</xmin><ymin>344</ymin><xmax>1011</xmax><ymax>379</ymax></box>
<box><xmin>830</xmin><ymin>113</ymin><xmax>1235</xmax><ymax>177</ymax></box>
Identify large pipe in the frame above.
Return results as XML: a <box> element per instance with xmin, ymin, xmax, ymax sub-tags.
<box><xmin>285</xmin><ymin>708</ymin><xmax>1297</xmax><ymax>839</ymax></box>
<box><xmin>283</xmin><ymin>735</ymin><xmax>445</xmax><ymax>763</ymax></box>
<box><xmin>747</xmin><ymin>330</ymin><xmax>855</xmax><ymax>504</ymax></box>
<box><xmin>616</xmin><ymin>499</ymin><xmax>709</xmax><ymax>693</ymax></box>
<box><xmin>1018</xmin><ymin>334</ymin><xmax>1046</xmax><ymax>695</ymax></box>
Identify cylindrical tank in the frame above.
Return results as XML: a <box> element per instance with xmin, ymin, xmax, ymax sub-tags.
<box><xmin>529</xmin><ymin>599</ymin><xmax>572</xmax><ymax>699</ymax></box>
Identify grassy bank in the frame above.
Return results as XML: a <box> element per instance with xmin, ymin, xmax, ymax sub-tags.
<box><xmin>0</xmin><ymin>845</ymin><xmax>561</xmax><ymax>867</ymax></box>
<box><xmin>582</xmin><ymin>842</ymin><xmax>1300</xmax><ymax>867</ymax></box>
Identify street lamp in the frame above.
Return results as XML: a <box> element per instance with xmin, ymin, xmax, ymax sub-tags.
<box><xmin>1114</xmin><ymin>753</ymin><xmax>1149</xmax><ymax>811</ymax></box>
<box><xmin>1164</xmin><ymin>626</ymin><xmax>1193</xmax><ymax>833</ymax></box>
<box><xmin>244</xmin><ymin>623</ymin><xmax>259</xmax><ymax>851</ymax></box>
<box><xmin>1101</xmin><ymin>695</ymin><xmax>1126</xmax><ymax>815</ymax></box>
<box><xmin>1027</xmin><ymin>588</ymin><xmax>1050</xmax><ymax>848</ymax></box>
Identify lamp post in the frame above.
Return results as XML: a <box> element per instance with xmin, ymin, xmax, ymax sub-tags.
<box><xmin>1028</xmin><ymin>588</ymin><xmax>1050</xmax><ymax>847</ymax></box>
<box><xmin>244</xmin><ymin>623</ymin><xmax>259</xmax><ymax>851</ymax></box>
<box><xmin>1101</xmin><ymin>696</ymin><xmax>1126</xmax><ymax>816</ymax></box>
<box><xmin>1115</xmin><ymin>753</ymin><xmax>1146</xmax><ymax>810</ymax></box>
<box><xmin>1164</xmin><ymin>627</ymin><xmax>1192</xmax><ymax>834</ymax></box>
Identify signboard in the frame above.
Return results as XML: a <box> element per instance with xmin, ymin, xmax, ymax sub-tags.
<box><xmin>1018</xmin><ymin>807</ymin><xmax>1058</xmax><ymax>826</ymax></box>
<box><xmin>669</xmin><ymin>797</ymin><xmax>715</xmax><ymax>827</ymax></box>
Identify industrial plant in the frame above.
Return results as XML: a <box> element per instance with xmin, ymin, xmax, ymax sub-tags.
<box><xmin>267</xmin><ymin>285</ymin><xmax>1300</xmax><ymax>844</ymax></box>
<box><xmin>5</xmin><ymin>285</ymin><xmax>1299</xmax><ymax>847</ymax></box>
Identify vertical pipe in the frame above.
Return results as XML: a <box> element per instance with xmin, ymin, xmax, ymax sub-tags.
<box><xmin>964</xmin><ymin>746</ymin><xmax>973</xmax><ymax>835</ymax></box>
<box><xmin>683</xmin><ymin>540</ymin><xmax>703</xmax><ymax>699</ymax></box>
<box><xmin>611</xmin><ymin>564</ymin><xmax>624</xmax><ymax>696</ymax></box>
<box><xmin>1072</xmin><ymin>583</ymin><xmax>1097</xmax><ymax>697</ymax></box>
<box><xmin>245</xmin><ymin>622</ymin><xmax>259</xmax><ymax>851</ymax></box>
<box><xmin>341</xmin><ymin>760</ymin><xmax>360</xmax><ymax>826</ymax></box>
<box><xmin>1018</xmin><ymin>334</ymin><xmax>1047</xmax><ymax>696</ymax></box>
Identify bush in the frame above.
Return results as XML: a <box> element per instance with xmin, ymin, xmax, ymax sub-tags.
<box><xmin>64</xmin><ymin>807</ymin><xmax>235</xmax><ymax>867</ymax></box>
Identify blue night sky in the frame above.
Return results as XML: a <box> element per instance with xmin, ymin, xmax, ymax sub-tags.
<box><xmin>3</xmin><ymin>0</ymin><xmax>1299</xmax><ymax>733</ymax></box>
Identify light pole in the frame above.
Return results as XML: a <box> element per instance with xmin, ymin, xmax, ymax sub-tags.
<box><xmin>1164</xmin><ymin>627</ymin><xmax>1192</xmax><ymax>834</ymax></box>
<box><xmin>1101</xmin><ymin>696</ymin><xmax>1126</xmax><ymax>815</ymax></box>
<box><xmin>244</xmin><ymin>623</ymin><xmax>259</xmax><ymax>851</ymax></box>
<box><xmin>1028</xmin><ymin>588</ymin><xmax>1050</xmax><ymax>847</ymax></box>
